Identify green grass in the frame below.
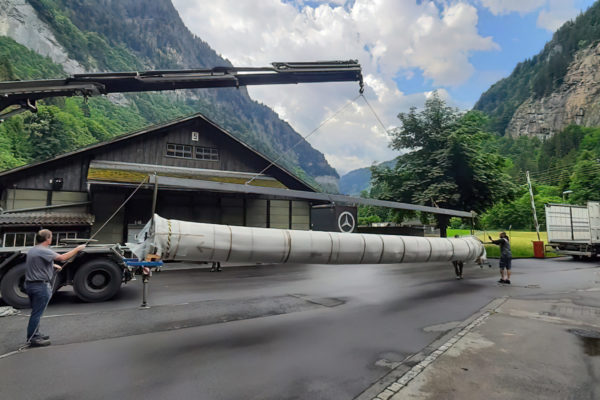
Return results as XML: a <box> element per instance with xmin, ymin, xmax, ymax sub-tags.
<box><xmin>447</xmin><ymin>229</ymin><xmax>557</xmax><ymax>258</ymax></box>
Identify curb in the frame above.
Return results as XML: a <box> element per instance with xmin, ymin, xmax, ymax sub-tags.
<box><xmin>355</xmin><ymin>296</ymin><xmax>508</xmax><ymax>400</ymax></box>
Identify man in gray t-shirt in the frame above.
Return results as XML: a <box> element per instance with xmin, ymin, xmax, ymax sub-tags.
<box><xmin>25</xmin><ymin>229</ymin><xmax>84</xmax><ymax>347</ymax></box>
<box><xmin>25</xmin><ymin>245</ymin><xmax>59</xmax><ymax>282</ymax></box>
<box><xmin>488</xmin><ymin>232</ymin><xmax>512</xmax><ymax>284</ymax></box>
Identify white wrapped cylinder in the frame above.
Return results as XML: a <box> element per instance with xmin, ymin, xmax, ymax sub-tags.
<box><xmin>133</xmin><ymin>214</ymin><xmax>485</xmax><ymax>264</ymax></box>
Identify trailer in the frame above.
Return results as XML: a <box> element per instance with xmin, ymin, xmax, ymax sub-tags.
<box><xmin>545</xmin><ymin>202</ymin><xmax>600</xmax><ymax>258</ymax></box>
<box><xmin>0</xmin><ymin>240</ymin><xmax>134</xmax><ymax>308</ymax></box>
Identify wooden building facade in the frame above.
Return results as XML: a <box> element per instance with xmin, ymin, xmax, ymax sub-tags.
<box><xmin>0</xmin><ymin>113</ymin><xmax>321</xmax><ymax>245</ymax></box>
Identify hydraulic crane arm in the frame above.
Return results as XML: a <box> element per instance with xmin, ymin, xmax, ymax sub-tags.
<box><xmin>0</xmin><ymin>60</ymin><xmax>363</xmax><ymax>120</ymax></box>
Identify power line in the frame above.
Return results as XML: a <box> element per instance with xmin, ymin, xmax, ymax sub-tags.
<box><xmin>527</xmin><ymin>160</ymin><xmax>579</xmax><ymax>174</ymax></box>
<box><xmin>516</xmin><ymin>163</ymin><xmax>600</xmax><ymax>184</ymax></box>
<box><xmin>531</xmin><ymin>164</ymin><xmax>600</xmax><ymax>181</ymax></box>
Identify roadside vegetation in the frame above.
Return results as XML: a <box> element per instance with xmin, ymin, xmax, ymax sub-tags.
<box><xmin>448</xmin><ymin>229</ymin><xmax>557</xmax><ymax>258</ymax></box>
<box><xmin>359</xmin><ymin>94</ymin><xmax>600</xmax><ymax>258</ymax></box>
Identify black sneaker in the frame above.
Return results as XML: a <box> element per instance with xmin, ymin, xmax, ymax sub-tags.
<box><xmin>505</xmin><ymin>280</ymin><xmax>511</xmax><ymax>285</ymax></box>
<box><xmin>498</xmin><ymin>279</ymin><xmax>506</xmax><ymax>284</ymax></box>
<box><xmin>34</xmin><ymin>333</ymin><xmax>50</xmax><ymax>340</ymax></box>
<box><xmin>30</xmin><ymin>338</ymin><xmax>51</xmax><ymax>347</ymax></box>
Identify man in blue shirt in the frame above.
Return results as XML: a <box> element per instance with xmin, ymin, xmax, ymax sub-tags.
<box><xmin>25</xmin><ymin>229</ymin><xmax>84</xmax><ymax>347</ymax></box>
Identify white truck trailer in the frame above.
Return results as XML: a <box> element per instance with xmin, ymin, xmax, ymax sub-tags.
<box><xmin>545</xmin><ymin>202</ymin><xmax>600</xmax><ymax>258</ymax></box>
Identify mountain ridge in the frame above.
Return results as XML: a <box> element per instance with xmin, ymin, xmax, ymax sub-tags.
<box><xmin>473</xmin><ymin>1</ymin><xmax>600</xmax><ymax>138</ymax></box>
<box><xmin>0</xmin><ymin>0</ymin><xmax>341</xmax><ymax>190</ymax></box>
<box><xmin>339</xmin><ymin>159</ymin><xmax>396</xmax><ymax>195</ymax></box>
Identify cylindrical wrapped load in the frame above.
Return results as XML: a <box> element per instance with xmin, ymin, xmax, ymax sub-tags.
<box><xmin>131</xmin><ymin>214</ymin><xmax>485</xmax><ymax>264</ymax></box>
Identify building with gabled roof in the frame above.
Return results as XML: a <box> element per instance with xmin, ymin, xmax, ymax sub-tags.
<box><xmin>0</xmin><ymin>112</ymin><xmax>324</xmax><ymax>245</ymax></box>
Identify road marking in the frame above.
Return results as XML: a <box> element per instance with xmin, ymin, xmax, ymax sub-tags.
<box><xmin>0</xmin><ymin>344</ymin><xmax>29</xmax><ymax>360</ymax></box>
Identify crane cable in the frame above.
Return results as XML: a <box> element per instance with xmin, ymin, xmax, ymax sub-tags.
<box><xmin>86</xmin><ymin>175</ymin><xmax>150</xmax><ymax>244</ymax></box>
<box><xmin>245</xmin><ymin>93</ymin><xmax>363</xmax><ymax>185</ymax></box>
<box><xmin>244</xmin><ymin>90</ymin><xmax>393</xmax><ymax>186</ymax></box>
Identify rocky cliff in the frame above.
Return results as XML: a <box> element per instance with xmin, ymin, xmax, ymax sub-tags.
<box><xmin>0</xmin><ymin>0</ymin><xmax>83</xmax><ymax>74</ymax></box>
<box><xmin>507</xmin><ymin>41</ymin><xmax>600</xmax><ymax>139</ymax></box>
<box><xmin>474</xmin><ymin>1</ymin><xmax>600</xmax><ymax>138</ymax></box>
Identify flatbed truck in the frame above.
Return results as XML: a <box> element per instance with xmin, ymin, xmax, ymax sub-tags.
<box><xmin>0</xmin><ymin>240</ymin><xmax>133</xmax><ymax>308</ymax></box>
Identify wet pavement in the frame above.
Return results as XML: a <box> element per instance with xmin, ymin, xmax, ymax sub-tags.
<box><xmin>377</xmin><ymin>293</ymin><xmax>600</xmax><ymax>400</ymax></box>
<box><xmin>0</xmin><ymin>257</ymin><xmax>598</xmax><ymax>399</ymax></box>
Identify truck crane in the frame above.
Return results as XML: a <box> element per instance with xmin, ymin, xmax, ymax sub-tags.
<box><xmin>0</xmin><ymin>60</ymin><xmax>364</xmax><ymax>307</ymax></box>
<box><xmin>0</xmin><ymin>61</ymin><xmax>483</xmax><ymax>309</ymax></box>
<box><xmin>0</xmin><ymin>60</ymin><xmax>363</xmax><ymax>120</ymax></box>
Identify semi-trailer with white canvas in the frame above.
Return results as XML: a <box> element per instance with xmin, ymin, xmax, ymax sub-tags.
<box><xmin>545</xmin><ymin>202</ymin><xmax>600</xmax><ymax>258</ymax></box>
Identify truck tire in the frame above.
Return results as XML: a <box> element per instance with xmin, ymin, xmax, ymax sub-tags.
<box><xmin>0</xmin><ymin>263</ymin><xmax>30</xmax><ymax>309</ymax></box>
<box><xmin>73</xmin><ymin>259</ymin><xmax>122</xmax><ymax>303</ymax></box>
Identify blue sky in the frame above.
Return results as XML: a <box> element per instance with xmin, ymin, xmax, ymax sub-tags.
<box><xmin>173</xmin><ymin>0</ymin><xmax>597</xmax><ymax>174</ymax></box>
<box><xmin>407</xmin><ymin>0</ymin><xmax>596</xmax><ymax>106</ymax></box>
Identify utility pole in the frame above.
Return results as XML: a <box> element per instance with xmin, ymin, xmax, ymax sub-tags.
<box><xmin>526</xmin><ymin>171</ymin><xmax>541</xmax><ymax>241</ymax></box>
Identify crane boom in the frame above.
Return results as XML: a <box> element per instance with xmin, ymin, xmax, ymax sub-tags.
<box><xmin>0</xmin><ymin>60</ymin><xmax>363</xmax><ymax>120</ymax></box>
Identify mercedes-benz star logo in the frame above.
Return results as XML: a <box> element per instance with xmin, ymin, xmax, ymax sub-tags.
<box><xmin>338</xmin><ymin>211</ymin><xmax>356</xmax><ymax>233</ymax></box>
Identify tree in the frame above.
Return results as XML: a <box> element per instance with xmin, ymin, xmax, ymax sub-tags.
<box><xmin>569</xmin><ymin>151</ymin><xmax>600</xmax><ymax>204</ymax></box>
<box><xmin>357</xmin><ymin>190</ymin><xmax>394</xmax><ymax>225</ymax></box>
<box><xmin>371</xmin><ymin>93</ymin><xmax>515</xmax><ymax>233</ymax></box>
<box><xmin>480</xmin><ymin>185</ymin><xmax>561</xmax><ymax>230</ymax></box>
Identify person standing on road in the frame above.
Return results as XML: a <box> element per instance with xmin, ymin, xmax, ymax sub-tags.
<box><xmin>452</xmin><ymin>260</ymin><xmax>464</xmax><ymax>279</ymax></box>
<box><xmin>452</xmin><ymin>235</ymin><xmax>464</xmax><ymax>279</ymax></box>
<box><xmin>25</xmin><ymin>229</ymin><xmax>85</xmax><ymax>347</ymax></box>
<box><xmin>487</xmin><ymin>232</ymin><xmax>512</xmax><ymax>284</ymax></box>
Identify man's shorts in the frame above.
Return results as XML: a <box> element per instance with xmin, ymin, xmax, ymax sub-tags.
<box><xmin>499</xmin><ymin>257</ymin><xmax>512</xmax><ymax>270</ymax></box>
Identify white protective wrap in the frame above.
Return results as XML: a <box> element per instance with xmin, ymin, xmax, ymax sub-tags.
<box><xmin>131</xmin><ymin>214</ymin><xmax>485</xmax><ymax>264</ymax></box>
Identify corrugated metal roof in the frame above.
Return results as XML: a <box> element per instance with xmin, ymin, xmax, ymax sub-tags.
<box><xmin>0</xmin><ymin>212</ymin><xmax>95</xmax><ymax>226</ymax></box>
<box><xmin>149</xmin><ymin>175</ymin><xmax>474</xmax><ymax>218</ymax></box>
<box><xmin>87</xmin><ymin>160</ymin><xmax>287</xmax><ymax>188</ymax></box>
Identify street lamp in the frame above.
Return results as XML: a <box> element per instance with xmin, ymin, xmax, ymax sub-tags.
<box><xmin>562</xmin><ymin>190</ymin><xmax>573</xmax><ymax>202</ymax></box>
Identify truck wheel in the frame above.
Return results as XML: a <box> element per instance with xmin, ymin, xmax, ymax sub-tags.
<box><xmin>0</xmin><ymin>263</ymin><xmax>30</xmax><ymax>309</ymax></box>
<box><xmin>73</xmin><ymin>259</ymin><xmax>122</xmax><ymax>302</ymax></box>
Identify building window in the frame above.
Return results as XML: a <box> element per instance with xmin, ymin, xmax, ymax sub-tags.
<box><xmin>53</xmin><ymin>232</ymin><xmax>78</xmax><ymax>246</ymax></box>
<box><xmin>195</xmin><ymin>146</ymin><xmax>219</xmax><ymax>161</ymax></box>
<box><xmin>166</xmin><ymin>143</ymin><xmax>193</xmax><ymax>159</ymax></box>
<box><xmin>2</xmin><ymin>231</ymin><xmax>77</xmax><ymax>247</ymax></box>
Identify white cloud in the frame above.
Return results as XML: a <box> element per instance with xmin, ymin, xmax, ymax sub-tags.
<box><xmin>479</xmin><ymin>0</ymin><xmax>581</xmax><ymax>32</ymax></box>
<box><xmin>171</xmin><ymin>0</ymin><xmax>498</xmax><ymax>175</ymax></box>
<box><xmin>478</xmin><ymin>0</ymin><xmax>546</xmax><ymax>15</ymax></box>
<box><xmin>537</xmin><ymin>0</ymin><xmax>580</xmax><ymax>32</ymax></box>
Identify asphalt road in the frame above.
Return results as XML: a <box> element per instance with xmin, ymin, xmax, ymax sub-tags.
<box><xmin>0</xmin><ymin>257</ymin><xmax>598</xmax><ymax>400</ymax></box>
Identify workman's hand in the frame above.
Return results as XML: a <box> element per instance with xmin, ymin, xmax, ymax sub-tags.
<box><xmin>54</xmin><ymin>264</ymin><xmax>62</xmax><ymax>271</ymax></box>
<box><xmin>75</xmin><ymin>244</ymin><xmax>86</xmax><ymax>252</ymax></box>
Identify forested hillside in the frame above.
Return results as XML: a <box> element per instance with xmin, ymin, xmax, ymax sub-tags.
<box><xmin>474</xmin><ymin>1</ymin><xmax>600</xmax><ymax>135</ymax></box>
<box><xmin>339</xmin><ymin>160</ymin><xmax>396</xmax><ymax>195</ymax></box>
<box><xmin>0</xmin><ymin>0</ymin><xmax>339</xmax><ymax>190</ymax></box>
